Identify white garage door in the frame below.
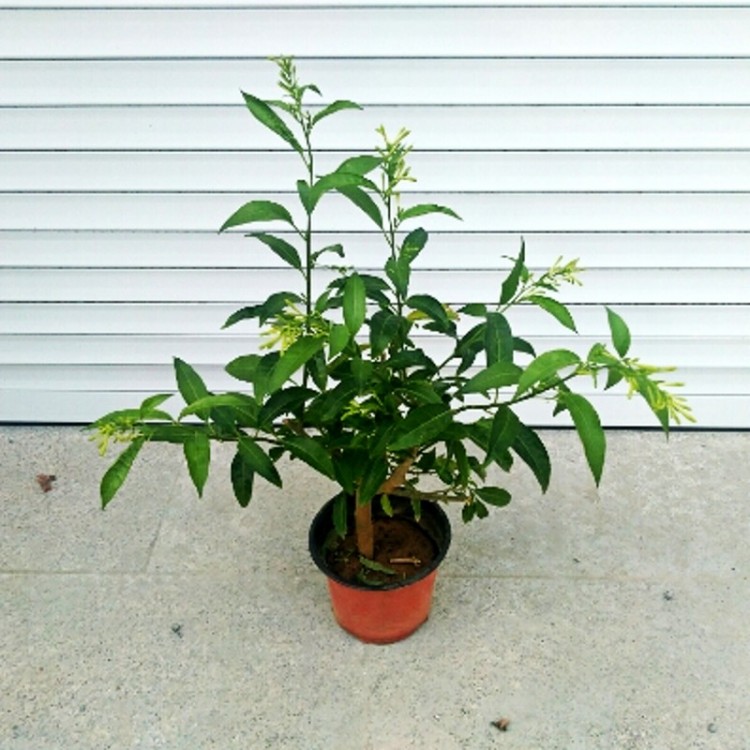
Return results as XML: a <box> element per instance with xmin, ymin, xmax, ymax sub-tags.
<box><xmin>1</xmin><ymin>2</ymin><xmax>749</xmax><ymax>427</ymax></box>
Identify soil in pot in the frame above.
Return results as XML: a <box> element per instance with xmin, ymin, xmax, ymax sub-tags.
<box><xmin>324</xmin><ymin>516</ymin><xmax>437</xmax><ymax>587</ymax></box>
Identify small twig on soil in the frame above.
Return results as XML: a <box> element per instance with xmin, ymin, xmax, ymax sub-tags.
<box><xmin>389</xmin><ymin>557</ymin><xmax>422</xmax><ymax>566</ymax></box>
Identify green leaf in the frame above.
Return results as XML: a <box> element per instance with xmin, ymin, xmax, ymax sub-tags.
<box><xmin>407</xmin><ymin>294</ymin><xmax>453</xmax><ymax>333</ymax></box>
<box><xmin>380</xmin><ymin>494</ymin><xmax>394</xmax><ymax>517</ymax></box>
<box><xmin>500</xmin><ymin>241</ymin><xmax>526</xmax><ymax>305</ymax></box>
<box><xmin>257</xmin><ymin>386</ymin><xmax>315</xmax><ymax>428</ymax></box>
<box><xmin>512</xmin><ymin>423</ymin><xmax>551</xmax><ymax>492</ymax></box>
<box><xmin>179</xmin><ymin>393</ymin><xmax>258</xmax><ymax>424</ymax></box>
<box><xmin>225</xmin><ymin>354</ymin><xmax>261</xmax><ymax>383</ymax></box>
<box><xmin>174</xmin><ymin>358</ymin><xmax>210</xmax><ymax>418</ymax></box>
<box><xmin>238</xmin><ymin>435</ymin><xmax>282</xmax><ymax>488</ymax></box>
<box><xmin>268</xmin><ymin>336</ymin><xmax>325</xmax><ymax>394</ymax></box>
<box><xmin>248</xmin><ymin>233</ymin><xmax>302</xmax><ymax>271</ymax></box>
<box><xmin>183</xmin><ymin>430</ymin><xmax>210</xmax><ymax>497</ymax></box>
<box><xmin>398</xmin><ymin>203</ymin><xmax>462</xmax><ymax>223</ymax></box>
<box><xmin>562</xmin><ymin>392</ymin><xmax>606</xmax><ymax>486</ymax></box>
<box><xmin>460</xmin><ymin>303</ymin><xmax>487</xmax><ymax>318</ymax></box>
<box><xmin>100</xmin><ymin>437</ymin><xmax>145</xmax><ymax>508</ymax></box>
<box><xmin>328</xmin><ymin>323</ymin><xmax>351</xmax><ymax>357</ymax></box>
<box><xmin>220</xmin><ymin>200</ymin><xmax>296</xmax><ymax>233</ymax></box>
<box><xmin>241</xmin><ymin>90</ymin><xmax>303</xmax><ymax>155</ymax></box>
<box><xmin>369</xmin><ymin>310</ymin><xmax>403</xmax><ymax>357</ymax></box>
<box><xmin>139</xmin><ymin>393</ymin><xmax>173</xmax><ymax>420</ymax></box>
<box><xmin>337</xmin><ymin>185</ymin><xmax>383</xmax><ymax>228</ymax></box>
<box><xmin>487</xmin><ymin>406</ymin><xmax>521</xmax><ymax>459</ymax></box>
<box><xmin>231</xmin><ymin>449</ymin><xmax>254</xmax><ymax>508</ymax></box>
<box><xmin>285</xmin><ymin>435</ymin><xmax>335</xmax><ymax>479</ymax></box>
<box><xmin>388</xmin><ymin>404</ymin><xmax>452</xmax><ymax>451</ymax></box>
<box><xmin>476</xmin><ymin>487</ymin><xmax>512</xmax><ymax>507</ymax></box>
<box><xmin>516</xmin><ymin>349</ymin><xmax>581</xmax><ymax>397</ymax></box>
<box><xmin>332</xmin><ymin>491</ymin><xmax>349</xmax><ymax>537</ymax></box>
<box><xmin>358</xmin><ymin>456</ymin><xmax>388</xmax><ymax>505</ymax></box>
<box><xmin>312</xmin><ymin>243</ymin><xmax>345</xmax><ymax>263</ymax></box>
<box><xmin>351</xmin><ymin>358</ymin><xmax>374</xmax><ymax>390</ymax></box>
<box><xmin>359</xmin><ymin>556</ymin><xmax>397</xmax><ymax>575</ymax></box>
<box><xmin>333</xmin><ymin>154</ymin><xmax>381</xmax><ymax>175</ymax></box>
<box><xmin>461</xmin><ymin>362</ymin><xmax>522</xmax><ymax>394</ymax></box>
<box><xmin>223</xmin><ymin>291</ymin><xmax>302</xmax><ymax>330</ymax></box>
<box><xmin>310</xmin><ymin>172</ymin><xmax>375</xmax><ymax>212</ymax></box>
<box><xmin>311</xmin><ymin>99</ymin><xmax>362</xmax><ymax>125</ymax></box>
<box><xmin>297</xmin><ymin>179</ymin><xmax>313</xmax><ymax>214</ymax></box>
<box><xmin>343</xmin><ymin>273</ymin><xmax>366</xmax><ymax>336</ymax></box>
<box><xmin>606</xmin><ymin>306</ymin><xmax>631</xmax><ymax>357</ymax></box>
<box><xmin>484</xmin><ymin>312</ymin><xmax>514</xmax><ymax>365</ymax></box>
<box><xmin>528</xmin><ymin>295</ymin><xmax>577</xmax><ymax>332</ymax></box>
<box><xmin>306</xmin><ymin>379</ymin><xmax>359</xmax><ymax>425</ymax></box>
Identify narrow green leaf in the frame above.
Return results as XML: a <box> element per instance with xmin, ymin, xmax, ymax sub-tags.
<box><xmin>337</xmin><ymin>185</ymin><xmax>383</xmax><ymax>228</ymax></box>
<box><xmin>179</xmin><ymin>393</ymin><xmax>258</xmax><ymax>423</ymax></box>
<box><xmin>516</xmin><ymin>349</ymin><xmax>581</xmax><ymax>397</ymax></box>
<box><xmin>284</xmin><ymin>435</ymin><xmax>336</xmax><ymax>479</ymax></box>
<box><xmin>380</xmin><ymin>494</ymin><xmax>394</xmax><ymax>517</ymax></box>
<box><xmin>249</xmin><ymin>233</ymin><xmax>302</xmax><ymax>271</ymax></box>
<box><xmin>476</xmin><ymin>487</ymin><xmax>512</xmax><ymax>507</ymax></box>
<box><xmin>487</xmin><ymin>406</ymin><xmax>521</xmax><ymax>459</ymax></box>
<box><xmin>225</xmin><ymin>354</ymin><xmax>261</xmax><ymax>383</ymax></box>
<box><xmin>562</xmin><ymin>392</ymin><xmax>606</xmax><ymax>486</ymax></box>
<box><xmin>461</xmin><ymin>362</ymin><xmax>522</xmax><ymax>394</ymax></box>
<box><xmin>231</xmin><ymin>449</ymin><xmax>254</xmax><ymax>508</ymax></box>
<box><xmin>359</xmin><ymin>556</ymin><xmax>397</xmax><ymax>575</ymax></box>
<box><xmin>220</xmin><ymin>200</ymin><xmax>296</xmax><ymax>233</ymax></box>
<box><xmin>484</xmin><ymin>312</ymin><xmax>514</xmax><ymax>365</ymax></box>
<box><xmin>369</xmin><ymin>310</ymin><xmax>402</xmax><ymax>357</ymax></box>
<box><xmin>174</xmin><ymin>358</ymin><xmax>210</xmax><ymax>418</ymax></box>
<box><xmin>310</xmin><ymin>172</ymin><xmax>375</xmax><ymax>211</ymax></box>
<box><xmin>398</xmin><ymin>203</ymin><xmax>461</xmax><ymax>223</ymax></box>
<box><xmin>460</xmin><ymin>303</ymin><xmax>487</xmax><ymax>318</ymax></box>
<box><xmin>139</xmin><ymin>393</ymin><xmax>172</xmax><ymax>419</ymax></box>
<box><xmin>388</xmin><ymin>404</ymin><xmax>452</xmax><ymax>451</ymax></box>
<box><xmin>312</xmin><ymin>243</ymin><xmax>345</xmax><ymax>263</ymax></box>
<box><xmin>328</xmin><ymin>323</ymin><xmax>351</xmax><ymax>357</ymax></box>
<box><xmin>241</xmin><ymin>90</ymin><xmax>303</xmax><ymax>155</ymax></box>
<box><xmin>100</xmin><ymin>437</ymin><xmax>145</xmax><ymax>508</ymax></box>
<box><xmin>258</xmin><ymin>386</ymin><xmax>315</xmax><ymax>428</ymax></box>
<box><xmin>183</xmin><ymin>430</ymin><xmax>210</xmax><ymax>497</ymax></box>
<box><xmin>238</xmin><ymin>435</ymin><xmax>282</xmax><ymax>488</ymax></box>
<box><xmin>606</xmin><ymin>306</ymin><xmax>631</xmax><ymax>357</ymax></box>
<box><xmin>529</xmin><ymin>295</ymin><xmax>577</xmax><ymax>332</ymax></box>
<box><xmin>268</xmin><ymin>336</ymin><xmax>325</xmax><ymax>394</ymax></box>
<box><xmin>343</xmin><ymin>273</ymin><xmax>366</xmax><ymax>335</ymax></box>
<box><xmin>500</xmin><ymin>241</ymin><xmax>526</xmax><ymax>304</ymax></box>
<box><xmin>407</xmin><ymin>294</ymin><xmax>452</xmax><ymax>331</ymax></box>
<box><xmin>311</xmin><ymin>99</ymin><xmax>362</xmax><ymax>125</ymax></box>
<box><xmin>306</xmin><ymin>379</ymin><xmax>359</xmax><ymax>425</ymax></box>
<box><xmin>358</xmin><ymin>456</ymin><xmax>388</xmax><ymax>505</ymax></box>
<box><xmin>512</xmin><ymin>423</ymin><xmax>551</xmax><ymax>492</ymax></box>
<box><xmin>334</xmin><ymin>154</ymin><xmax>381</xmax><ymax>175</ymax></box>
<box><xmin>332</xmin><ymin>491</ymin><xmax>349</xmax><ymax>537</ymax></box>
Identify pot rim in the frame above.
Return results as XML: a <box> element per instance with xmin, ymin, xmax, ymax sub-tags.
<box><xmin>308</xmin><ymin>494</ymin><xmax>452</xmax><ymax>592</ymax></box>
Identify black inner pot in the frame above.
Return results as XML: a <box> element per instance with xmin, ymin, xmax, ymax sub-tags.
<box><xmin>308</xmin><ymin>494</ymin><xmax>452</xmax><ymax>591</ymax></box>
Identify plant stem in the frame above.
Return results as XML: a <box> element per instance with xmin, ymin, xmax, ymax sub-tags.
<box><xmin>354</xmin><ymin>489</ymin><xmax>374</xmax><ymax>559</ymax></box>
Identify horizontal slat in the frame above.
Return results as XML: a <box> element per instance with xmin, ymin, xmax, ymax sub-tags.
<box><xmin>4</xmin><ymin>106</ymin><xmax>749</xmax><ymax>151</ymax></box>
<box><xmin>2</xmin><ymin>8</ymin><xmax>749</xmax><ymax>57</ymax></box>
<box><xmin>7</xmin><ymin>151</ymin><xmax>750</xmax><ymax>192</ymax></box>
<box><xmin>0</xmin><ymin>388</ymin><xmax>735</xmax><ymax>429</ymax></box>
<box><xmin>3</xmin><ymin>192</ymin><xmax>750</xmax><ymax>232</ymax></box>
<box><xmin>3</xmin><ymin>303</ymin><xmax>747</xmax><ymax>337</ymax></box>
<box><xmin>2</xmin><ymin>268</ymin><xmax>749</xmax><ymax>304</ymax></box>
<box><xmin>0</xmin><ymin>363</ymin><xmax>740</xmax><ymax>397</ymax></box>
<box><xmin>2</xmin><ymin>231</ymin><xmax>749</xmax><ymax>271</ymax></box>
<box><xmin>1</xmin><ymin>333</ymin><xmax>745</xmax><ymax>368</ymax></box>
<box><xmin>5</xmin><ymin>58</ymin><xmax>750</xmax><ymax>106</ymax></box>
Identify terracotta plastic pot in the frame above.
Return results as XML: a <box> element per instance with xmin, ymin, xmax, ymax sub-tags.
<box><xmin>309</xmin><ymin>495</ymin><xmax>452</xmax><ymax>644</ymax></box>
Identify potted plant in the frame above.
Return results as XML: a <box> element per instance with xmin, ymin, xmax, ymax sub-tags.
<box><xmin>90</xmin><ymin>58</ymin><xmax>693</xmax><ymax>643</ymax></box>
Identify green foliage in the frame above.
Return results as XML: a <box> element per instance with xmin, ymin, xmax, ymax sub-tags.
<box><xmin>90</xmin><ymin>57</ymin><xmax>693</xmax><ymax>540</ymax></box>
